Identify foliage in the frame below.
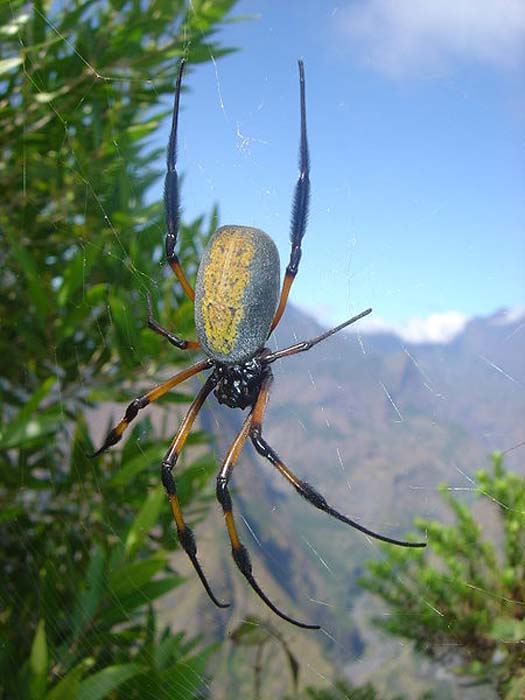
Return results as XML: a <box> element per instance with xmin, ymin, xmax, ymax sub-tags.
<box><xmin>230</xmin><ymin>616</ymin><xmax>300</xmax><ymax>700</ymax></box>
<box><xmin>0</xmin><ymin>0</ymin><xmax>239</xmax><ymax>697</ymax></box>
<box><xmin>294</xmin><ymin>679</ymin><xmax>432</xmax><ymax>700</ymax></box>
<box><xmin>229</xmin><ymin>618</ymin><xmax>433</xmax><ymax>700</ymax></box>
<box><xmin>361</xmin><ymin>453</ymin><xmax>525</xmax><ymax>699</ymax></box>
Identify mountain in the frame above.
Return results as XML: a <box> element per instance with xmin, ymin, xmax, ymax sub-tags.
<box><xmin>162</xmin><ymin>304</ymin><xmax>524</xmax><ymax>700</ymax></box>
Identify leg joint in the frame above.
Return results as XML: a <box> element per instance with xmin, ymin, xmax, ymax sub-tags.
<box><xmin>125</xmin><ymin>396</ymin><xmax>148</xmax><ymax>421</ymax></box>
<box><xmin>161</xmin><ymin>460</ymin><xmax>177</xmax><ymax>495</ymax></box>
<box><xmin>251</xmin><ymin>432</ymin><xmax>277</xmax><ymax>466</ymax></box>
<box><xmin>178</xmin><ymin>524</ymin><xmax>197</xmax><ymax>557</ymax></box>
<box><xmin>232</xmin><ymin>543</ymin><xmax>252</xmax><ymax>576</ymax></box>
<box><xmin>216</xmin><ymin>476</ymin><xmax>232</xmax><ymax>512</ymax></box>
<box><xmin>249</xmin><ymin>423</ymin><xmax>261</xmax><ymax>441</ymax></box>
<box><xmin>301</xmin><ymin>481</ymin><xmax>328</xmax><ymax>510</ymax></box>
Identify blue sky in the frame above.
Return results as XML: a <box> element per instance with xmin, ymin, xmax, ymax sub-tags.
<box><xmin>153</xmin><ymin>0</ymin><xmax>524</xmax><ymax>340</ymax></box>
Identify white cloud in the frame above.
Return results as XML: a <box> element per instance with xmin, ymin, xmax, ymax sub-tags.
<box><xmin>337</xmin><ymin>0</ymin><xmax>525</xmax><ymax>76</ymax></box>
<box><xmin>358</xmin><ymin>310</ymin><xmax>470</xmax><ymax>343</ymax></box>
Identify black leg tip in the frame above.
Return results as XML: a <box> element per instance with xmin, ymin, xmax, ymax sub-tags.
<box><xmin>89</xmin><ymin>431</ymin><xmax>121</xmax><ymax>458</ymax></box>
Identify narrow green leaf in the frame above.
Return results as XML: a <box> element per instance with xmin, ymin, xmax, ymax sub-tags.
<box><xmin>70</xmin><ymin>546</ymin><xmax>106</xmax><ymax>639</ymax></box>
<box><xmin>109</xmin><ymin>552</ymin><xmax>167</xmax><ymax>597</ymax></box>
<box><xmin>0</xmin><ymin>57</ymin><xmax>23</xmax><ymax>74</ymax></box>
<box><xmin>230</xmin><ymin>618</ymin><xmax>270</xmax><ymax>646</ymax></box>
<box><xmin>109</xmin><ymin>444</ymin><xmax>165</xmax><ymax>487</ymax></box>
<box><xmin>0</xmin><ymin>377</ymin><xmax>58</xmax><ymax>449</ymax></box>
<box><xmin>29</xmin><ymin>620</ymin><xmax>48</xmax><ymax>700</ymax></box>
<box><xmin>76</xmin><ymin>663</ymin><xmax>144</xmax><ymax>700</ymax></box>
<box><xmin>46</xmin><ymin>658</ymin><xmax>94</xmax><ymax>700</ymax></box>
<box><xmin>124</xmin><ymin>485</ymin><xmax>165</xmax><ymax>557</ymax></box>
<box><xmin>103</xmin><ymin>577</ymin><xmax>183</xmax><ymax>626</ymax></box>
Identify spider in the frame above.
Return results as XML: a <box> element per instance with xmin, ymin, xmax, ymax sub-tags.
<box><xmin>94</xmin><ymin>59</ymin><xmax>426</xmax><ymax>630</ymax></box>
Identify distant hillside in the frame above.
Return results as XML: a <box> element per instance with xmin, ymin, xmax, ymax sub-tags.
<box><xmin>163</xmin><ymin>304</ymin><xmax>524</xmax><ymax>700</ymax></box>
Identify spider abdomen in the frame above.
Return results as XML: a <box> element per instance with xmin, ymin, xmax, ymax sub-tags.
<box><xmin>195</xmin><ymin>226</ymin><xmax>280</xmax><ymax>364</ymax></box>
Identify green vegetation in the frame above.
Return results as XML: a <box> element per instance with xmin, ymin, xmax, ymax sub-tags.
<box><xmin>0</xmin><ymin>0</ymin><xmax>236</xmax><ymax>697</ymax></box>
<box><xmin>361</xmin><ymin>453</ymin><xmax>525</xmax><ymax>700</ymax></box>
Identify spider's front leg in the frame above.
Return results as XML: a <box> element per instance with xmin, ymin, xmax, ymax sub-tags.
<box><xmin>270</xmin><ymin>59</ymin><xmax>310</xmax><ymax>333</ymax></box>
<box><xmin>164</xmin><ymin>59</ymin><xmax>195</xmax><ymax>302</ymax></box>
<box><xmin>92</xmin><ymin>359</ymin><xmax>212</xmax><ymax>456</ymax></box>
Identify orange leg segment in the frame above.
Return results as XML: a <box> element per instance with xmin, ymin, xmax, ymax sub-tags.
<box><xmin>92</xmin><ymin>359</ymin><xmax>211</xmax><ymax>456</ymax></box>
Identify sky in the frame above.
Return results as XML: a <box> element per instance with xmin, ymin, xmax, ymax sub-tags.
<box><xmin>151</xmin><ymin>0</ymin><xmax>525</xmax><ymax>342</ymax></box>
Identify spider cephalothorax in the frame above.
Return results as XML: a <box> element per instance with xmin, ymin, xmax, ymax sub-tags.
<box><xmin>212</xmin><ymin>357</ymin><xmax>270</xmax><ymax>410</ymax></box>
<box><xmin>94</xmin><ymin>59</ymin><xmax>426</xmax><ymax>630</ymax></box>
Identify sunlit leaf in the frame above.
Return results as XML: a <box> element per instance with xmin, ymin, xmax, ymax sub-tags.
<box><xmin>109</xmin><ymin>552</ymin><xmax>167</xmax><ymax>597</ymax></box>
<box><xmin>76</xmin><ymin>663</ymin><xmax>144</xmax><ymax>700</ymax></box>
<box><xmin>124</xmin><ymin>485</ymin><xmax>165</xmax><ymax>557</ymax></box>
<box><xmin>0</xmin><ymin>56</ymin><xmax>23</xmax><ymax>73</ymax></box>
<box><xmin>46</xmin><ymin>658</ymin><xmax>94</xmax><ymax>700</ymax></box>
<box><xmin>29</xmin><ymin>620</ymin><xmax>48</xmax><ymax>700</ymax></box>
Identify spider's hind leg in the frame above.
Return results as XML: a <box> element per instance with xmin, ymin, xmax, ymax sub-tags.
<box><xmin>250</xmin><ymin>372</ymin><xmax>426</xmax><ymax>550</ymax></box>
<box><xmin>161</xmin><ymin>374</ymin><xmax>229</xmax><ymax>609</ymax></box>
<box><xmin>251</xmin><ymin>430</ymin><xmax>425</xmax><ymax>548</ymax></box>
<box><xmin>216</xmin><ymin>410</ymin><xmax>320</xmax><ymax>630</ymax></box>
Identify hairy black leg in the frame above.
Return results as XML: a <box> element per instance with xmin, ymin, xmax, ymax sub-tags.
<box><xmin>250</xmin><ymin>429</ymin><xmax>426</xmax><ymax>549</ymax></box>
<box><xmin>146</xmin><ymin>293</ymin><xmax>199</xmax><ymax>350</ymax></box>
<box><xmin>164</xmin><ymin>59</ymin><xmax>194</xmax><ymax>301</ymax></box>
<box><xmin>161</xmin><ymin>374</ymin><xmax>229</xmax><ymax>609</ymax></box>
<box><xmin>250</xmin><ymin>400</ymin><xmax>427</xmax><ymax>547</ymax></box>
<box><xmin>271</xmin><ymin>59</ymin><xmax>310</xmax><ymax>332</ymax></box>
<box><xmin>91</xmin><ymin>359</ymin><xmax>212</xmax><ymax>456</ymax></box>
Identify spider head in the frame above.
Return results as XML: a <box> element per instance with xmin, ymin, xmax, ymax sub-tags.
<box><xmin>212</xmin><ymin>357</ymin><xmax>269</xmax><ymax>410</ymax></box>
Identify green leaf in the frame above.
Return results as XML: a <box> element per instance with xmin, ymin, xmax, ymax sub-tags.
<box><xmin>76</xmin><ymin>663</ymin><xmax>144</xmax><ymax>700</ymax></box>
<box><xmin>70</xmin><ymin>546</ymin><xmax>106</xmax><ymax>639</ymax></box>
<box><xmin>109</xmin><ymin>443</ymin><xmax>166</xmax><ymax>487</ymax></box>
<box><xmin>103</xmin><ymin>577</ymin><xmax>184</xmax><ymax>626</ymax></box>
<box><xmin>124</xmin><ymin>485</ymin><xmax>165</xmax><ymax>557</ymax></box>
<box><xmin>46</xmin><ymin>658</ymin><xmax>94</xmax><ymax>700</ymax></box>
<box><xmin>29</xmin><ymin>620</ymin><xmax>48</xmax><ymax>700</ymax></box>
<box><xmin>156</xmin><ymin>646</ymin><xmax>215</xmax><ymax>700</ymax></box>
<box><xmin>0</xmin><ymin>57</ymin><xmax>23</xmax><ymax>74</ymax></box>
<box><xmin>0</xmin><ymin>377</ymin><xmax>59</xmax><ymax>449</ymax></box>
<box><xmin>508</xmin><ymin>673</ymin><xmax>525</xmax><ymax>700</ymax></box>
<box><xmin>230</xmin><ymin>618</ymin><xmax>270</xmax><ymax>646</ymax></box>
<box><xmin>488</xmin><ymin>617</ymin><xmax>525</xmax><ymax>642</ymax></box>
<box><xmin>109</xmin><ymin>552</ymin><xmax>167</xmax><ymax>597</ymax></box>
<box><xmin>57</xmin><ymin>245</ymin><xmax>97</xmax><ymax>307</ymax></box>
<box><xmin>154</xmin><ymin>633</ymin><xmax>184</xmax><ymax>671</ymax></box>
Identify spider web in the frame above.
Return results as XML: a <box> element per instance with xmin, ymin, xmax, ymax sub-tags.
<box><xmin>8</xmin><ymin>1</ymin><xmax>525</xmax><ymax>699</ymax></box>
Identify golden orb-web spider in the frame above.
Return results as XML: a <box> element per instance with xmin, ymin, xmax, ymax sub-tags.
<box><xmin>94</xmin><ymin>59</ymin><xmax>426</xmax><ymax>630</ymax></box>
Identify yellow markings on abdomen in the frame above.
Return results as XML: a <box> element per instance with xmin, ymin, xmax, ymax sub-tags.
<box><xmin>201</xmin><ymin>229</ymin><xmax>255</xmax><ymax>355</ymax></box>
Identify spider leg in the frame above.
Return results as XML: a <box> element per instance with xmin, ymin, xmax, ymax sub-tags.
<box><xmin>91</xmin><ymin>359</ymin><xmax>212</xmax><ymax>456</ymax></box>
<box><xmin>146</xmin><ymin>293</ymin><xmax>199</xmax><ymax>350</ymax></box>
<box><xmin>270</xmin><ymin>59</ymin><xmax>310</xmax><ymax>333</ymax></box>
<box><xmin>216</xmin><ymin>408</ymin><xmax>320</xmax><ymax>630</ymax></box>
<box><xmin>161</xmin><ymin>373</ymin><xmax>229</xmax><ymax>609</ymax></box>
<box><xmin>250</xmin><ymin>377</ymin><xmax>426</xmax><ymax>550</ymax></box>
<box><xmin>164</xmin><ymin>59</ymin><xmax>195</xmax><ymax>302</ymax></box>
<box><xmin>265</xmin><ymin>308</ymin><xmax>372</xmax><ymax>364</ymax></box>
